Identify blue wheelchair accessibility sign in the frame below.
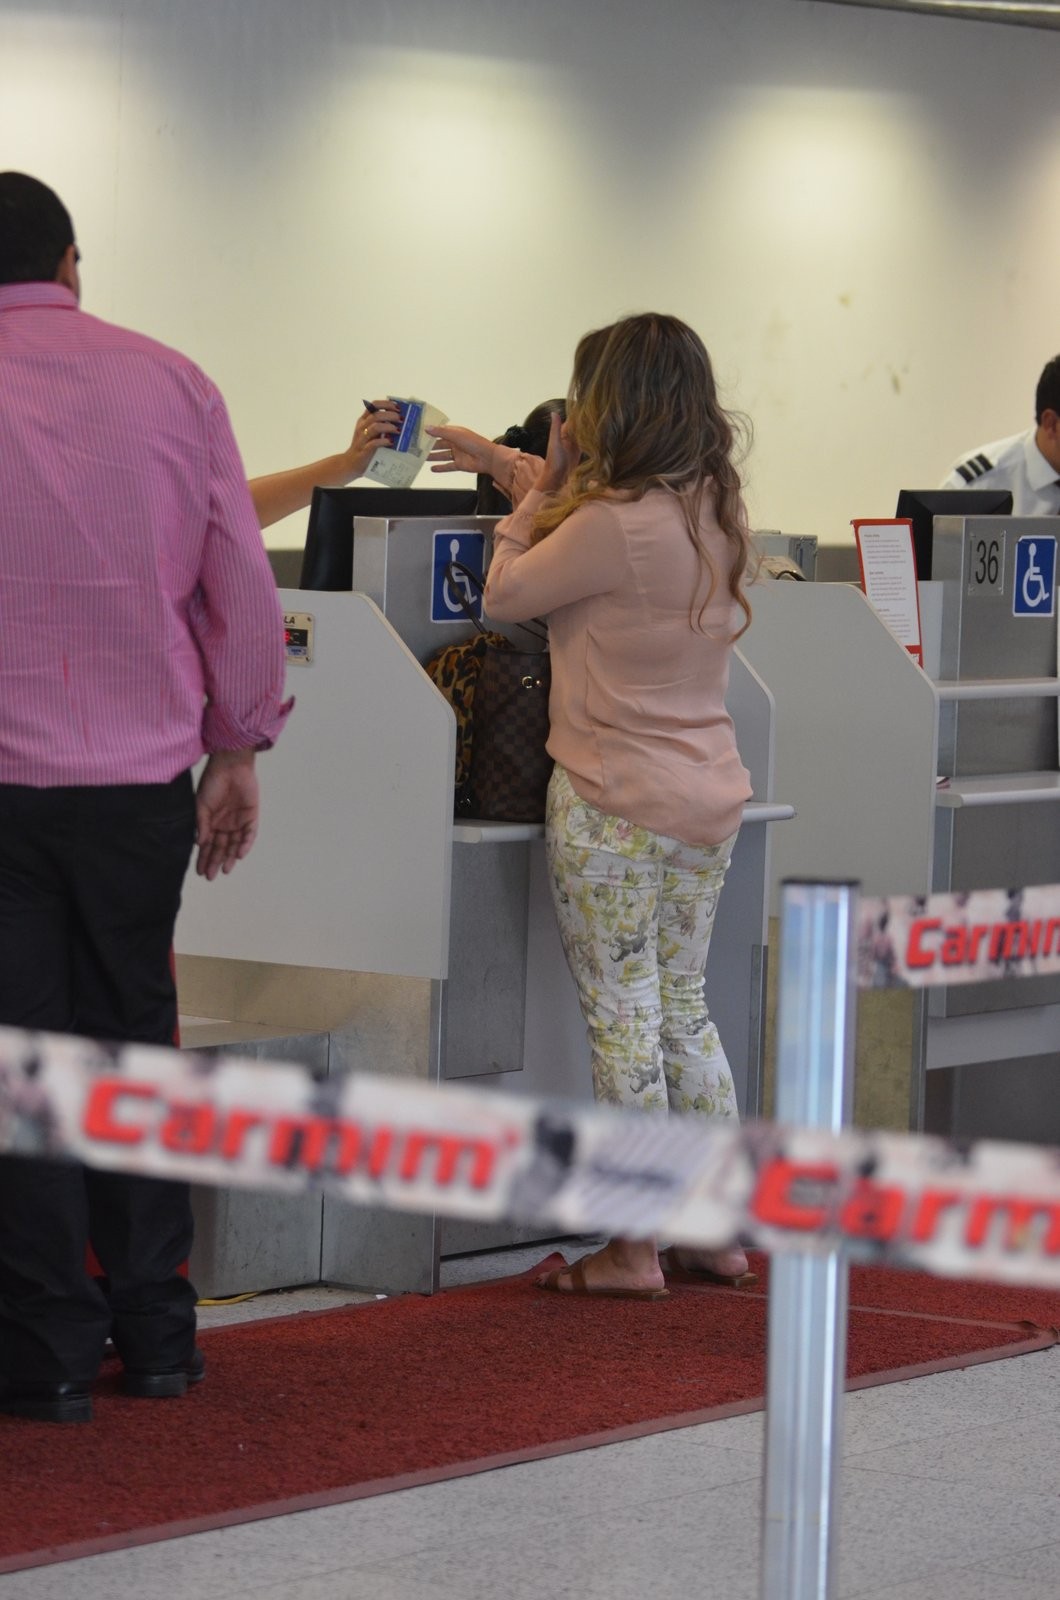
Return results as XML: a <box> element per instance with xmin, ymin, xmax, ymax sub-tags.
<box><xmin>1013</xmin><ymin>536</ymin><xmax>1056</xmax><ymax>618</ymax></box>
<box><xmin>431</xmin><ymin>530</ymin><xmax>486</xmax><ymax>623</ymax></box>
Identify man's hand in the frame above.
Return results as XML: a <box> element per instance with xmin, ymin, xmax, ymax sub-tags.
<box><xmin>195</xmin><ymin>749</ymin><xmax>260</xmax><ymax>880</ymax></box>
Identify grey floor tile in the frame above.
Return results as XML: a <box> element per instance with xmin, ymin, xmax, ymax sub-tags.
<box><xmin>466</xmin><ymin>1425</ymin><xmax>762</xmax><ymax>1492</ymax></box>
<box><xmin>835</xmin><ymin>1467</ymin><xmax>1060</xmax><ymax>1596</ymax></box>
<box><xmin>835</xmin><ymin>1534</ymin><xmax>969</xmax><ymax>1596</ymax></box>
<box><xmin>297</xmin><ymin>1481</ymin><xmax>762</xmax><ymax>1600</ymax></box>
<box><xmin>841</xmin><ymin>1345</ymin><xmax>1060</xmax><ymax>1455</ymax></box>
<box><xmin>850</xmin><ymin>1412</ymin><xmax>1060</xmax><ymax>1496</ymax></box>
<box><xmin>260</xmin><ymin>1552</ymin><xmax>760</xmax><ymax>1600</ymax></box>
<box><xmin>676</xmin><ymin>1409</ymin><xmax>766</xmax><ymax>1452</ymax></box>
<box><xmin>240</xmin><ymin>1569</ymin><xmax>445</xmax><ymax>1600</ymax></box>
<box><xmin>850</xmin><ymin>1569</ymin><xmax>1040</xmax><ymax>1600</ymax></box>
<box><xmin>278</xmin><ymin>1432</ymin><xmax>762</xmax><ymax>1574</ymax></box>
<box><xmin>912</xmin><ymin>1344</ymin><xmax>1060</xmax><ymax>1413</ymax></box>
<box><xmin>0</xmin><ymin>1518</ymin><xmax>358</xmax><ymax>1600</ymax></box>
<box><xmin>980</xmin><ymin>1538</ymin><xmax>1060</xmax><ymax>1584</ymax></box>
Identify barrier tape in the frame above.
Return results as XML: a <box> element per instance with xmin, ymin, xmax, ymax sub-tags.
<box><xmin>858</xmin><ymin>882</ymin><xmax>1060</xmax><ymax>989</ymax></box>
<box><xmin>2</xmin><ymin>1026</ymin><xmax>1058</xmax><ymax>1291</ymax></box>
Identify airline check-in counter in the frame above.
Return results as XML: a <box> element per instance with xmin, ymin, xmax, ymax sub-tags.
<box><xmin>738</xmin><ymin>514</ymin><xmax>1060</xmax><ymax>1147</ymax></box>
<box><xmin>175</xmin><ymin>513</ymin><xmax>792</xmax><ymax>1297</ymax></box>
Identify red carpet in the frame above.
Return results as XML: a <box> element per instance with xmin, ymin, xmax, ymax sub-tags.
<box><xmin>1</xmin><ymin>1252</ymin><xmax>1056</xmax><ymax>1574</ymax></box>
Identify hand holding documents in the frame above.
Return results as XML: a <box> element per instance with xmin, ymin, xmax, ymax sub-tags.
<box><xmin>364</xmin><ymin>397</ymin><xmax>449</xmax><ymax>489</ymax></box>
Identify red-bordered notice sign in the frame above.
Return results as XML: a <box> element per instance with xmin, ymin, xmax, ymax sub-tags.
<box><xmin>853</xmin><ymin>518</ymin><xmax>924</xmax><ymax>668</ymax></box>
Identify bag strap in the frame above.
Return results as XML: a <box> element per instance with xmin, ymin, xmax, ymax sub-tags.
<box><xmin>444</xmin><ymin>560</ymin><xmax>548</xmax><ymax>644</ymax></box>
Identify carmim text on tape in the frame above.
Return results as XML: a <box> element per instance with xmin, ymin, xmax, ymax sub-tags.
<box><xmin>1</xmin><ymin>1024</ymin><xmax>1058</xmax><ymax>1292</ymax></box>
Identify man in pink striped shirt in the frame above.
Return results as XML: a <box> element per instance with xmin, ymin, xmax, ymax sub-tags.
<box><xmin>0</xmin><ymin>173</ymin><xmax>292</xmax><ymax>1423</ymax></box>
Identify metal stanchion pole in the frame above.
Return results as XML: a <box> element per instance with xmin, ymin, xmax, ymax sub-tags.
<box><xmin>760</xmin><ymin>880</ymin><xmax>859</xmax><ymax>1600</ymax></box>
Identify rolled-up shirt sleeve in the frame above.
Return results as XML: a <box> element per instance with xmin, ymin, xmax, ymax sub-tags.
<box><xmin>190</xmin><ymin>392</ymin><xmax>293</xmax><ymax>752</ymax></box>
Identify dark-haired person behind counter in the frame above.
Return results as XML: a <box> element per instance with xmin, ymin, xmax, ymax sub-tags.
<box><xmin>941</xmin><ymin>355</ymin><xmax>1060</xmax><ymax>516</ymax></box>
<box><xmin>474</xmin><ymin>399</ymin><xmax>566</xmax><ymax>516</ymax></box>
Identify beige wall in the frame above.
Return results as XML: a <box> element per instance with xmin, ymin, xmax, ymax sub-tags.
<box><xmin>2</xmin><ymin>0</ymin><xmax>1058</xmax><ymax>550</ymax></box>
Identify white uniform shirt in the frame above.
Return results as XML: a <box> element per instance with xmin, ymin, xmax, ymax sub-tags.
<box><xmin>941</xmin><ymin>428</ymin><xmax>1060</xmax><ymax>517</ymax></box>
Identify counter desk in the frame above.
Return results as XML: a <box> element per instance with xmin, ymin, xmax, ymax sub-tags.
<box><xmin>176</xmin><ymin>579</ymin><xmax>790</xmax><ymax>1296</ymax></box>
<box><xmin>738</xmin><ymin>517</ymin><xmax>1060</xmax><ymax>1147</ymax></box>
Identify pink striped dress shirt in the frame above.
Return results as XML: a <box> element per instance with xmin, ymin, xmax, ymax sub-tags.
<box><xmin>0</xmin><ymin>283</ymin><xmax>290</xmax><ymax>786</ymax></box>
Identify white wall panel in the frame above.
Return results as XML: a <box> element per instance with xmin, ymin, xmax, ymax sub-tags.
<box><xmin>1</xmin><ymin>0</ymin><xmax>1057</xmax><ymax>548</ymax></box>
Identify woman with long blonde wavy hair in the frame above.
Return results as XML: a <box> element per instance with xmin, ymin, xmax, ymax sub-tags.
<box><xmin>428</xmin><ymin>313</ymin><xmax>756</xmax><ymax>1298</ymax></box>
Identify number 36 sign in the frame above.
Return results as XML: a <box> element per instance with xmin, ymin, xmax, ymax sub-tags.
<box><xmin>967</xmin><ymin>531</ymin><xmax>1004</xmax><ymax>595</ymax></box>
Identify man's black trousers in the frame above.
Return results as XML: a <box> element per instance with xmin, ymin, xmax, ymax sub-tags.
<box><xmin>0</xmin><ymin>775</ymin><xmax>198</xmax><ymax>1385</ymax></box>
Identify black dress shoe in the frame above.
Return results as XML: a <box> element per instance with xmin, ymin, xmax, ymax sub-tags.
<box><xmin>121</xmin><ymin>1346</ymin><xmax>205</xmax><ymax>1399</ymax></box>
<box><xmin>0</xmin><ymin>1379</ymin><xmax>93</xmax><ymax>1423</ymax></box>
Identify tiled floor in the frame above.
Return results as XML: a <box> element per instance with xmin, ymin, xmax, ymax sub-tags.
<box><xmin>2</xmin><ymin>1243</ymin><xmax>1057</xmax><ymax>1599</ymax></box>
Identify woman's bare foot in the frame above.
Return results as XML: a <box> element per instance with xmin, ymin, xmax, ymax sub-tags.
<box><xmin>662</xmin><ymin>1244</ymin><xmax>754</xmax><ymax>1282</ymax></box>
<box><xmin>535</xmin><ymin>1237</ymin><xmax>666</xmax><ymax>1296</ymax></box>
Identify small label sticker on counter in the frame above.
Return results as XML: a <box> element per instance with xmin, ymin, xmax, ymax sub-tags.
<box><xmin>284</xmin><ymin>611</ymin><xmax>314</xmax><ymax>666</ymax></box>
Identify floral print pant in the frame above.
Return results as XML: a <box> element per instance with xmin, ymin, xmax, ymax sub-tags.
<box><xmin>546</xmin><ymin>764</ymin><xmax>739</xmax><ymax>1123</ymax></box>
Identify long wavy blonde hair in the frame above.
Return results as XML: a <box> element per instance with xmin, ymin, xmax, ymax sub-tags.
<box><xmin>532</xmin><ymin>313</ymin><xmax>753</xmax><ymax>636</ymax></box>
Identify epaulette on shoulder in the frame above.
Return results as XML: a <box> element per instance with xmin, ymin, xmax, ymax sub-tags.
<box><xmin>954</xmin><ymin>452</ymin><xmax>994</xmax><ymax>484</ymax></box>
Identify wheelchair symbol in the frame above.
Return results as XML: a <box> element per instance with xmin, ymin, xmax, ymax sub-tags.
<box><xmin>442</xmin><ymin>539</ymin><xmax>474</xmax><ymax>613</ymax></box>
<box><xmin>1021</xmin><ymin>543</ymin><xmax>1048</xmax><ymax>610</ymax></box>
<box><xmin>431</xmin><ymin>529</ymin><xmax>485</xmax><ymax>622</ymax></box>
<box><xmin>1013</xmin><ymin>535</ymin><xmax>1056</xmax><ymax>617</ymax></box>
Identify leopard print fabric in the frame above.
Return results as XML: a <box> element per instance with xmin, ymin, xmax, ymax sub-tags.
<box><xmin>425</xmin><ymin>631</ymin><xmax>508</xmax><ymax>794</ymax></box>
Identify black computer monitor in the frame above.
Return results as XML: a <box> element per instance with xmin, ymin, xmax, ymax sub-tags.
<box><xmin>895</xmin><ymin>488</ymin><xmax>1013</xmax><ymax>580</ymax></box>
<box><xmin>299</xmin><ymin>486</ymin><xmax>480</xmax><ymax>590</ymax></box>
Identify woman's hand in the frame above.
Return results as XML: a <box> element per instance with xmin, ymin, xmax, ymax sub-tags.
<box><xmin>535</xmin><ymin>411</ymin><xmax>580</xmax><ymax>494</ymax></box>
<box><xmin>338</xmin><ymin>399</ymin><xmax>403</xmax><ymax>479</ymax></box>
<box><xmin>509</xmin><ymin>451</ymin><xmax>546</xmax><ymax>506</ymax></box>
<box><xmin>425</xmin><ymin>424</ymin><xmax>497</xmax><ymax>476</ymax></box>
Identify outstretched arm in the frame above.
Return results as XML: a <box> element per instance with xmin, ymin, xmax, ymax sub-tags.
<box><xmin>427</xmin><ymin>421</ymin><xmax>565</xmax><ymax>510</ymax></box>
<box><xmin>426</xmin><ymin>424</ymin><xmax>506</xmax><ymax>479</ymax></box>
<box><xmin>248</xmin><ymin>400</ymin><xmax>402</xmax><ymax>528</ymax></box>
